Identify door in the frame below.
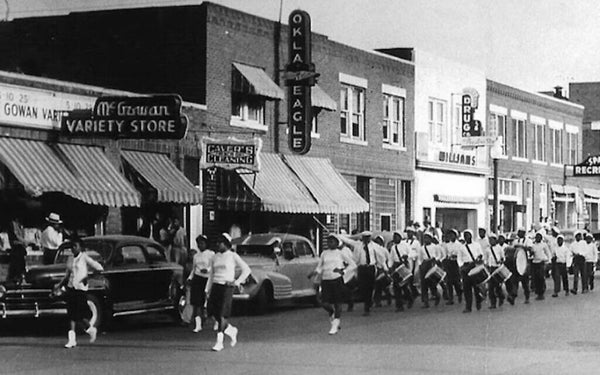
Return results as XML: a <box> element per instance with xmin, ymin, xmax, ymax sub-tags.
<box><xmin>145</xmin><ymin>243</ymin><xmax>176</xmax><ymax>303</ymax></box>
<box><xmin>107</xmin><ymin>244</ymin><xmax>151</xmax><ymax>310</ymax></box>
<box><xmin>277</xmin><ymin>240</ymin><xmax>318</xmax><ymax>296</ymax></box>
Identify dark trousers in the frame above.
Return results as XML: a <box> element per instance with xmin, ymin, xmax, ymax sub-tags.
<box><xmin>506</xmin><ymin>267</ymin><xmax>530</xmax><ymax>300</ymax></box>
<box><xmin>552</xmin><ymin>263</ymin><xmax>568</xmax><ymax>294</ymax></box>
<box><xmin>43</xmin><ymin>248</ymin><xmax>58</xmax><ymax>265</ymax></box>
<box><xmin>531</xmin><ymin>262</ymin><xmax>546</xmax><ymax>297</ymax></box>
<box><xmin>572</xmin><ymin>257</ymin><xmax>587</xmax><ymax>292</ymax></box>
<box><xmin>419</xmin><ymin>266</ymin><xmax>439</xmax><ymax>304</ymax></box>
<box><xmin>357</xmin><ymin>265</ymin><xmax>376</xmax><ymax>312</ymax></box>
<box><xmin>586</xmin><ymin>262</ymin><xmax>595</xmax><ymax>290</ymax></box>
<box><xmin>461</xmin><ymin>264</ymin><xmax>482</xmax><ymax>310</ymax></box>
<box><xmin>374</xmin><ymin>271</ymin><xmax>392</xmax><ymax>306</ymax></box>
<box><xmin>488</xmin><ymin>267</ymin><xmax>505</xmax><ymax>306</ymax></box>
<box><xmin>392</xmin><ymin>282</ymin><xmax>413</xmax><ymax>309</ymax></box>
<box><xmin>446</xmin><ymin>278</ymin><xmax>463</xmax><ymax>302</ymax></box>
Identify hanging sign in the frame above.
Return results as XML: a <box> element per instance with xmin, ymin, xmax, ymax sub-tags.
<box><xmin>61</xmin><ymin>94</ymin><xmax>188</xmax><ymax>139</ymax></box>
<box><xmin>573</xmin><ymin>155</ymin><xmax>600</xmax><ymax>176</ymax></box>
<box><xmin>200</xmin><ymin>137</ymin><xmax>262</xmax><ymax>172</ymax></box>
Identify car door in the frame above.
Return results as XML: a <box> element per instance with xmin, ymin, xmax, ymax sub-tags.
<box><xmin>277</xmin><ymin>240</ymin><xmax>316</xmax><ymax>297</ymax></box>
<box><xmin>108</xmin><ymin>244</ymin><xmax>151</xmax><ymax>310</ymax></box>
<box><xmin>292</xmin><ymin>240</ymin><xmax>319</xmax><ymax>293</ymax></box>
<box><xmin>144</xmin><ymin>243</ymin><xmax>176</xmax><ymax>303</ymax></box>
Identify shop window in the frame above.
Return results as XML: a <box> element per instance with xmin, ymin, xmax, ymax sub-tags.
<box><xmin>551</xmin><ymin>128</ymin><xmax>563</xmax><ymax>164</ymax></box>
<box><xmin>534</xmin><ymin>122</ymin><xmax>546</xmax><ymax>161</ymax></box>
<box><xmin>513</xmin><ymin>118</ymin><xmax>527</xmax><ymax>158</ymax></box>
<box><xmin>231</xmin><ymin>93</ymin><xmax>265</xmax><ymax>126</ymax></box>
<box><xmin>490</xmin><ymin>112</ymin><xmax>507</xmax><ymax>155</ymax></box>
<box><xmin>383</xmin><ymin>94</ymin><xmax>405</xmax><ymax>148</ymax></box>
<box><xmin>311</xmin><ymin>108</ymin><xmax>320</xmax><ymax>136</ymax></box>
<box><xmin>539</xmin><ymin>183</ymin><xmax>548</xmax><ymax>218</ymax></box>
<box><xmin>428</xmin><ymin>98</ymin><xmax>446</xmax><ymax>144</ymax></box>
<box><xmin>340</xmin><ymin>84</ymin><xmax>365</xmax><ymax>142</ymax></box>
<box><xmin>380</xmin><ymin>214</ymin><xmax>391</xmax><ymax>232</ymax></box>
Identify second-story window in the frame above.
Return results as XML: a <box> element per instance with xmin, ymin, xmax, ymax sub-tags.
<box><xmin>383</xmin><ymin>94</ymin><xmax>405</xmax><ymax>147</ymax></box>
<box><xmin>340</xmin><ymin>84</ymin><xmax>365</xmax><ymax>141</ymax></box>
<box><xmin>533</xmin><ymin>121</ymin><xmax>546</xmax><ymax>162</ymax></box>
<box><xmin>566</xmin><ymin>130</ymin><xmax>578</xmax><ymax>164</ymax></box>
<box><xmin>490</xmin><ymin>112</ymin><xmax>507</xmax><ymax>155</ymax></box>
<box><xmin>513</xmin><ymin>118</ymin><xmax>527</xmax><ymax>158</ymax></box>
<box><xmin>551</xmin><ymin>127</ymin><xmax>563</xmax><ymax>164</ymax></box>
<box><xmin>428</xmin><ymin>98</ymin><xmax>446</xmax><ymax>144</ymax></box>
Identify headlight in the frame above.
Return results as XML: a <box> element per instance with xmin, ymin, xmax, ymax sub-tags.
<box><xmin>0</xmin><ymin>285</ymin><xmax>6</xmax><ymax>299</ymax></box>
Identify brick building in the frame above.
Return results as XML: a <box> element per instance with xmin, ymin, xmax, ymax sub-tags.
<box><xmin>0</xmin><ymin>2</ymin><xmax>416</xmax><ymax>248</ymax></box>
<box><xmin>486</xmin><ymin>80</ymin><xmax>595</xmax><ymax>232</ymax></box>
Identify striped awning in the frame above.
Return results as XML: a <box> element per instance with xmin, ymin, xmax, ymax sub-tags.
<box><xmin>311</xmin><ymin>84</ymin><xmax>337</xmax><ymax>111</ymax></box>
<box><xmin>0</xmin><ymin>138</ymin><xmax>141</xmax><ymax>207</ymax></box>
<box><xmin>233</xmin><ymin>62</ymin><xmax>284</xmax><ymax>100</ymax></box>
<box><xmin>121</xmin><ymin>150</ymin><xmax>202</xmax><ymax>204</ymax></box>
<box><xmin>584</xmin><ymin>188</ymin><xmax>600</xmax><ymax>199</ymax></box>
<box><xmin>237</xmin><ymin>153</ymin><xmax>321</xmax><ymax>213</ymax></box>
<box><xmin>283</xmin><ymin>154</ymin><xmax>370</xmax><ymax>214</ymax></box>
<box><xmin>551</xmin><ymin>184</ymin><xmax>578</xmax><ymax>195</ymax></box>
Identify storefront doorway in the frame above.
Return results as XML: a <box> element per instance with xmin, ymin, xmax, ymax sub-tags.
<box><xmin>435</xmin><ymin>208</ymin><xmax>477</xmax><ymax>232</ymax></box>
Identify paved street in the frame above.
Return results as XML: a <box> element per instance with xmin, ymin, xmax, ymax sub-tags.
<box><xmin>3</xmin><ymin>284</ymin><xmax>600</xmax><ymax>375</ymax></box>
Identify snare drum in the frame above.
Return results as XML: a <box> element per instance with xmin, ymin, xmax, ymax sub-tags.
<box><xmin>490</xmin><ymin>265</ymin><xmax>512</xmax><ymax>284</ymax></box>
<box><xmin>515</xmin><ymin>248</ymin><xmax>529</xmax><ymax>276</ymax></box>
<box><xmin>424</xmin><ymin>265</ymin><xmax>446</xmax><ymax>285</ymax></box>
<box><xmin>467</xmin><ymin>265</ymin><xmax>490</xmax><ymax>285</ymax></box>
<box><xmin>375</xmin><ymin>269</ymin><xmax>392</xmax><ymax>288</ymax></box>
<box><xmin>392</xmin><ymin>264</ymin><xmax>413</xmax><ymax>286</ymax></box>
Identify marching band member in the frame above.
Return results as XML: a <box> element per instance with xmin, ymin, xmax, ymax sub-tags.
<box><xmin>530</xmin><ymin>231</ymin><xmax>552</xmax><ymax>300</ymax></box>
<box><xmin>206</xmin><ymin>233</ymin><xmax>251</xmax><ymax>352</ymax></box>
<box><xmin>417</xmin><ymin>232</ymin><xmax>442</xmax><ymax>308</ymax></box>
<box><xmin>339</xmin><ymin>236</ymin><xmax>357</xmax><ymax>312</ymax></box>
<box><xmin>389</xmin><ymin>230</ymin><xmax>414</xmax><ymax>311</ymax></box>
<box><xmin>477</xmin><ymin>228</ymin><xmax>491</xmax><ymax>254</ymax></box>
<box><xmin>584</xmin><ymin>233</ymin><xmax>597</xmax><ymax>291</ymax></box>
<box><xmin>373</xmin><ymin>235</ymin><xmax>392</xmax><ymax>307</ymax></box>
<box><xmin>443</xmin><ymin>229</ymin><xmax>463</xmax><ymax>305</ymax></box>
<box><xmin>510</xmin><ymin>228</ymin><xmax>532</xmax><ymax>304</ymax></box>
<box><xmin>310</xmin><ymin>234</ymin><xmax>356</xmax><ymax>335</ymax></box>
<box><xmin>485</xmin><ymin>233</ymin><xmax>505</xmax><ymax>309</ymax></box>
<box><xmin>186</xmin><ymin>234</ymin><xmax>214</xmax><ymax>332</ymax></box>
<box><xmin>570</xmin><ymin>231</ymin><xmax>587</xmax><ymax>294</ymax></box>
<box><xmin>551</xmin><ymin>234</ymin><xmax>570</xmax><ymax>297</ymax></box>
<box><xmin>458</xmin><ymin>230</ymin><xmax>484</xmax><ymax>313</ymax></box>
<box><xmin>405</xmin><ymin>227</ymin><xmax>421</xmax><ymax>298</ymax></box>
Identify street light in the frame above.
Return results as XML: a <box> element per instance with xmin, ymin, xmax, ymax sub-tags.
<box><xmin>490</xmin><ymin>137</ymin><xmax>503</xmax><ymax>234</ymax></box>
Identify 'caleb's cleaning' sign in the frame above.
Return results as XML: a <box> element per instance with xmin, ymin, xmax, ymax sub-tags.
<box><xmin>61</xmin><ymin>94</ymin><xmax>188</xmax><ymax>139</ymax></box>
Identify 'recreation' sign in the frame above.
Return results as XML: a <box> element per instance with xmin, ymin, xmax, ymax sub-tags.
<box><xmin>61</xmin><ymin>95</ymin><xmax>188</xmax><ymax>139</ymax></box>
<box><xmin>200</xmin><ymin>137</ymin><xmax>262</xmax><ymax>172</ymax></box>
<box><xmin>573</xmin><ymin>155</ymin><xmax>600</xmax><ymax>176</ymax></box>
<box><xmin>285</xmin><ymin>9</ymin><xmax>314</xmax><ymax>155</ymax></box>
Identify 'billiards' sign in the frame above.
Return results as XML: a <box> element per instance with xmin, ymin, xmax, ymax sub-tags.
<box><xmin>284</xmin><ymin>10</ymin><xmax>318</xmax><ymax>155</ymax></box>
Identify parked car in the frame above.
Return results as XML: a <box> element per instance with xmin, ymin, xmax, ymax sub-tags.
<box><xmin>230</xmin><ymin>233</ymin><xmax>320</xmax><ymax>314</ymax></box>
<box><xmin>0</xmin><ymin>235</ymin><xmax>183</xmax><ymax>328</ymax></box>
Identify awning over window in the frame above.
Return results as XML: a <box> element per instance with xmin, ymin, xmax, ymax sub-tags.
<box><xmin>283</xmin><ymin>154</ymin><xmax>370</xmax><ymax>214</ymax></box>
<box><xmin>232</xmin><ymin>62</ymin><xmax>284</xmax><ymax>100</ymax></box>
<box><xmin>0</xmin><ymin>138</ymin><xmax>141</xmax><ymax>207</ymax></box>
<box><xmin>434</xmin><ymin>194</ymin><xmax>483</xmax><ymax>205</ymax></box>
<box><xmin>584</xmin><ymin>188</ymin><xmax>600</xmax><ymax>199</ymax></box>
<box><xmin>551</xmin><ymin>184</ymin><xmax>578</xmax><ymax>195</ymax></box>
<box><xmin>311</xmin><ymin>84</ymin><xmax>337</xmax><ymax>111</ymax></box>
<box><xmin>121</xmin><ymin>150</ymin><xmax>202</xmax><ymax>204</ymax></box>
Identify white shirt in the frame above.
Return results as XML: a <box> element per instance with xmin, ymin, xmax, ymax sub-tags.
<box><xmin>67</xmin><ymin>252</ymin><xmax>104</xmax><ymax>291</ymax></box>
<box><xmin>188</xmin><ymin>249</ymin><xmax>215</xmax><ymax>279</ymax></box>
<box><xmin>485</xmin><ymin>244</ymin><xmax>505</xmax><ymax>267</ymax></box>
<box><xmin>571</xmin><ymin>240</ymin><xmax>586</xmax><ymax>257</ymax></box>
<box><xmin>417</xmin><ymin>243</ymin><xmax>441</xmax><ymax>265</ymax></box>
<box><xmin>478</xmin><ymin>237</ymin><xmax>491</xmax><ymax>253</ymax></box>
<box><xmin>349</xmin><ymin>240</ymin><xmax>386</xmax><ymax>268</ymax></box>
<box><xmin>552</xmin><ymin>244</ymin><xmax>571</xmax><ymax>264</ymax></box>
<box><xmin>584</xmin><ymin>241</ymin><xmax>598</xmax><ymax>262</ymax></box>
<box><xmin>445</xmin><ymin>241</ymin><xmax>463</xmax><ymax>260</ymax></box>
<box><xmin>514</xmin><ymin>236</ymin><xmax>534</xmax><ymax>249</ymax></box>
<box><xmin>209</xmin><ymin>250</ymin><xmax>251</xmax><ymax>286</ymax></box>
<box><xmin>315</xmin><ymin>249</ymin><xmax>357</xmax><ymax>281</ymax></box>
<box><xmin>389</xmin><ymin>242</ymin><xmax>410</xmax><ymax>266</ymax></box>
<box><xmin>530</xmin><ymin>242</ymin><xmax>551</xmax><ymax>263</ymax></box>
<box><xmin>457</xmin><ymin>242</ymin><xmax>483</xmax><ymax>267</ymax></box>
<box><xmin>41</xmin><ymin>226</ymin><xmax>63</xmax><ymax>250</ymax></box>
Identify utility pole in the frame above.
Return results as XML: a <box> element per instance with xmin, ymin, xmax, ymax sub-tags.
<box><xmin>273</xmin><ymin>0</ymin><xmax>283</xmax><ymax>153</ymax></box>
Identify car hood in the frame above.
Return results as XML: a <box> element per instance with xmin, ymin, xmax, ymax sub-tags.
<box><xmin>239</xmin><ymin>255</ymin><xmax>277</xmax><ymax>268</ymax></box>
<box><xmin>23</xmin><ymin>264</ymin><xmax>67</xmax><ymax>289</ymax></box>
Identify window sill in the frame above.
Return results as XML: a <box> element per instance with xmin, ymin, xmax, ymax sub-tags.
<box><xmin>230</xmin><ymin>117</ymin><xmax>268</xmax><ymax>132</ymax></box>
<box><xmin>382</xmin><ymin>143</ymin><xmax>406</xmax><ymax>151</ymax></box>
<box><xmin>532</xmin><ymin>160</ymin><xmax>547</xmax><ymax>165</ymax></box>
<box><xmin>512</xmin><ymin>157</ymin><xmax>529</xmax><ymax>163</ymax></box>
<box><xmin>550</xmin><ymin>163</ymin><xmax>564</xmax><ymax>168</ymax></box>
<box><xmin>340</xmin><ymin>136</ymin><xmax>368</xmax><ymax>146</ymax></box>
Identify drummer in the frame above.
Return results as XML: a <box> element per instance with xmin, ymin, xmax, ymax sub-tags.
<box><xmin>485</xmin><ymin>233</ymin><xmax>505</xmax><ymax>309</ymax></box>
<box><xmin>570</xmin><ymin>231</ymin><xmax>587</xmax><ymax>294</ymax></box>
<box><xmin>530</xmin><ymin>230</ymin><xmax>552</xmax><ymax>300</ymax></box>
<box><xmin>551</xmin><ymin>234</ymin><xmax>570</xmax><ymax>297</ymax></box>
<box><xmin>505</xmin><ymin>232</ymin><xmax>531</xmax><ymax>305</ymax></box>
<box><xmin>405</xmin><ymin>227</ymin><xmax>421</xmax><ymax>299</ymax></box>
<box><xmin>417</xmin><ymin>232</ymin><xmax>442</xmax><ymax>308</ymax></box>
<box><xmin>388</xmin><ymin>230</ymin><xmax>414</xmax><ymax>311</ymax></box>
<box><xmin>458</xmin><ymin>229</ymin><xmax>484</xmax><ymax>313</ymax></box>
<box><xmin>339</xmin><ymin>233</ymin><xmax>358</xmax><ymax>312</ymax></box>
<box><xmin>584</xmin><ymin>233</ymin><xmax>597</xmax><ymax>292</ymax></box>
<box><xmin>373</xmin><ymin>235</ymin><xmax>392</xmax><ymax>307</ymax></box>
<box><xmin>477</xmin><ymin>228</ymin><xmax>491</xmax><ymax>254</ymax></box>
<box><xmin>443</xmin><ymin>229</ymin><xmax>463</xmax><ymax>305</ymax></box>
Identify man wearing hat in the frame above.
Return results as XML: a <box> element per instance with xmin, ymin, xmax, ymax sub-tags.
<box><xmin>41</xmin><ymin>212</ymin><xmax>65</xmax><ymax>265</ymax></box>
<box><xmin>340</xmin><ymin>231</ymin><xmax>386</xmax><ymax>316</ymax></box>
<box><xmin>443</xmin><ymin>229</ymin><xmax>463</xmax><ymax>305</ymax></box>
<box><xmin>530</xmin><ymin>231</ymin><xmax>552</xmax><ymax>300</ymax></box>
<box><xmin>458</xmin><ymin>229</ymin><xmax>484</xmax><ymax>313</ymax></box>
<box><xmin>372</xmin><ymin>235</ymin><xmax>392</xmax><ymax>307</ymax></box>
<box><xmin>485</xmin><ymin>233</ymin><xmax>505</xmax><ymax>308</ymax></box>
<box><xmin>417</xmin><ymin>232</ymin><xmax>442</xmax><ymax>308</ymax></box>
<box><xmin>405</xmin><ymin>227</ymin><xmax>421</xmax><ymax>298</ymax></box>
<box><xmin>551</xmin><ymin>234</ymin><xmax>570</xmax><ymax>297</ymax></box>
<box><xmin>584</xmin><ymin>232</ymin><xmax>597</xmax><ymax>291</ymax></box>
<box><xmin>388</xmin><ymin>230</ymin><xmax>414</xmax><ymax>311</ymax></box>
<box><xmin>570</xmin><ymin>231</ymin><xmax>587</xmax><ymax>294</ymax></box>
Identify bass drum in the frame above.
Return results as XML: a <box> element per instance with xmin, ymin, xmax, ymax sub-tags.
<box><xmin>515</xmin><ymin>248</ymin><xmax>529</xmax><ymax>276</ymax></box>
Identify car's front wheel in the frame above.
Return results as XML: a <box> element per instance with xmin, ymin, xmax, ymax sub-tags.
<box><xmin>251</xmin><ymin>284</ymin><xmax>272</xmax><ymax>315</ymax></box>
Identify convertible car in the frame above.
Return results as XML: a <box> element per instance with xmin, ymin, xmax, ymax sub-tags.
<box><xmin>0</xmin><ymin>235</ymin><xmax>183</xmax><ymax>328</ymax></box>
<box><xmin>231</xmin><ymin>233</ymin><xmax>320</xmax><ymax>314</ymax></box>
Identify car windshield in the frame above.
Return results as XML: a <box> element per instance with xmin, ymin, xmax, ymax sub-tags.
<box><xmin>55</xmin><ymin>241</ymin><xmax>110</xmax><ymax>264</ymax></box>
<box><xmin>236</xmin><ymin>245</ymin><xmax>274</xmax><ymax>257</ymax></box>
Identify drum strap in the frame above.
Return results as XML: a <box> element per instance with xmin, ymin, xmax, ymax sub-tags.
<box><xmin>394</xmin><ymin>245</ymin><xmax>401</xmax><ymax>262</ymax></box>
<box><xmin>424</xmin><ymin>245</ymin><xmax>432</xmax><ymax>259</ymax></box>
<box><xmin>465</xmin><ymin>244</ymin><xmax>476</xmax><ymax>262</ymax></box>
<box><xmin>491</xmin><ymin>246</ymin><xmax>499</xmax><ymax>264</ymax></box>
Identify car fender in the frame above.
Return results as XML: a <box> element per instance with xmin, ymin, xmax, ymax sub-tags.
<box><xmin>248</xmin><ymin>268</ymin><xmax>292</xmax><ymax>300</ymax></box>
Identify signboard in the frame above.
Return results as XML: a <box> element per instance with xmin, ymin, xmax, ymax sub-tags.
<box><xmin>0</xmin><ymin>83</ymin><xmax>94</xmax><ymax>130</ymax></box>
<box><xmin>200</xmin><ymin>137</ymin><xmax>262</xmax><ymax>172</ymax></box>
<box><xmin>573</xmin><ymin>155</ymin><xmax>600</xmax><ymax>176</ymax></box>
<box><xmin>461</xmin><ymin>93</ymin><xmax>482</xmax><ymax>137</ymax></box>
<box><xmin>461</xmin><ymin>135</ymin><xmax>497</xmax><ymax>147</ymax></box>
<box><xmin>285</xmin><ymin>9</ymin><xmax>314</xmax><ymax>155</ymax></box>
<box><xmin>438</xmin><ymin>150</ymin><xmax>476</xmax><ymax>166</ymax></box>
<box><xmin>61</xmin><ymin>95</ymin><xmax>188</xmax><ymax>139</ymax></box>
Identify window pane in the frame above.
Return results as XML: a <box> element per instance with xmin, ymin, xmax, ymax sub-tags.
<box><xmin>383</xmin><ymin>96</ymin><xmax>389</xmax><ymax>118</ymax></box>
<box><xmin>436</xmin><ymin>102</ymin><xmax>444</xmax><ymax>122</ymax></box>
<box><xmin>340</xmin><ymin>113</ymin><xmax>347</xmax><ymax>134</ymax></box>
<box><xmin>428</xmin><ymin>101</ymin><xmax>434</xmax><ymax>121</ymax></box>
<box><xmin>352</xmin><ymin>89</ymin><xmax>359</xmax><ymax>112</ymax></box>
<box><xmin>340</xmin><ymin>88</ymin><xmax>348</xmax><ymax>110</ymax></box>
<box><xmin>352</xmin><ymin>114</ymin><xmax>360</xmax><ymax>137</ymax></box>
<box><xmin>383</xmin><ymin>120</ymin><xmax>389</xmax><ymax>141</ymax></box>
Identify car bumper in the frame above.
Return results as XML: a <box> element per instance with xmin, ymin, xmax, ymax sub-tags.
<box><xmin>0</xmin><ymin>302</ymin><xmax>67</xmax><ymax>318</ymax></box>
<box><xmin>232</xmin><ymin>293</ymin><xmax>251</xmax><ymax>301</ymax></box>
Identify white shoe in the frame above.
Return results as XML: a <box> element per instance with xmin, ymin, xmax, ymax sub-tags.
<box><xmin>328</xmin><ymin>319</ymin><xmax>340</xmax><ymax>335</ymax></box>
<box><xmin>212</xmin><ymin>332</ymin><xmax>224</xmax><ymax>352</ymax></box>
<box><xmin>224</xmin><ymin>325</ymin><xmax>238</xmax><ymax>347</ymax></box>
<box><xmin>64</xmin><ymin>330</ymin><xmax>77</xmax><ymax>348</ymax></box>
<box><xmin>193</xmin><ymin>316</ymin><xmax>202</xmax><ymax>333</ymax></box>
<box><xmin>86</xmin><ymin>326</ymin><xmax>97</xmax><ymax>343</ymax></box>
<box><xmin>213</xmin><ymin>321</ymin><xmax>219</xmax><ymax>331</ymax></box>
